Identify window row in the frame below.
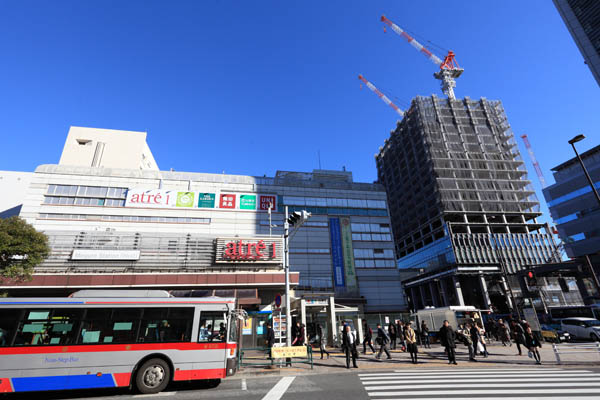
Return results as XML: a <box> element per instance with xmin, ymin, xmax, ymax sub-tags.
<box><xmin>353</xmin><ymin>248</ymin><xmax>394</xmax><ymax>258</ymax></box>
<box><xmin>351</xmin><ymin>223</ymin><xmax>391</xmax><ymax>233</ymax></box>
<box><xmin>38</xmin><ymin>213</ymin><xmax>210</xmax><ymax>224</ymax></box>
<box><xmin>289</xmin><ymin>248</ymin><xmax>330</xmax><ymax>254</ymax></box>
<box><xmin>351</xmin><ymin>233</ymin><xmax>393</xmax><ymax>242</ymax></box>
<box><xmin>355</xmin><ymin>259</ymin><xmax>396</xmax><ymax>268</ymax></box>
<box><xmin>282</xmin><ymin>205</ymin><xmax>388</xmax><ymax>217</ymax></box>
<box><xmin>44</xmin><ymin>196</ymin><xmax>126</xmax><ymax>207</ymax></box>
<box><xmin>282</xmin><ymin>196</ymin><xmax>387</xmax><ymax>209</ymax></box>
<box><xmin>47</xmin><ymin>185</ymin><xmax>128</xmax><ymax>199</ymax></box>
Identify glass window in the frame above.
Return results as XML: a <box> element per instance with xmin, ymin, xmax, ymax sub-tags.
<box><xmin>0</xmin><ymin>309</ymin><xmax>21</xmax><ymax>346</ymax></box>
<box><xmin>138</xmin><ymin>307</ymin><xmax>193</xmax><ymax>343</ymax></box>
<box><xmin>80</xmin><ymin>308</ymin><xmax>141</xmax><ymax>344</ymax></box>
<box><xmin>198</xmin><ymin>311</ymin><xmax>227</xmax><ymax>342</ymax></box>
<box><xmin>13</xmin><ymin>309</ymin><xmax>83</xmax><ymax>346</ymax></box>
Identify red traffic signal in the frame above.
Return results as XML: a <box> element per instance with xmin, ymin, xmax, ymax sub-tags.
<box><xmin>526</xmin><ymin>270</ymin><xmax>537</xmax><ymax>287</ymax></box>
<box><xmin>527</xmin><ymin>271</ymin><xmax>534</xmax><ymax>279</ymax></box>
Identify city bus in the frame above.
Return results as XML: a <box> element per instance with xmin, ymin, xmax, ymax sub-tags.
<box><xmin>0</xmin><ymin>290</ymin><xmax>239</xmax><ymax>394</ymax></box>
<box><xmin>548</xmin><ymin>304</ymin><xmax>600</xmax><ymax>322</ymax></box>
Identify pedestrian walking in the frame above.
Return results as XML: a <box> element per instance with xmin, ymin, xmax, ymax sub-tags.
<box><xmin>363</xmin><ymin>321</ymin><xmax>375</xmax><ymax>354</ymax></box>
<box><xmin>292</xmin><ymin>322</ymin><xmax>305</xmax><ymax>346</ymax></box>
<box><xmin>341</xmin><ymin>325</ymin><xmax>358</xmax><ymax>369</ymax></box>
<box><xmin>397</xmin><ymin>321</ymin><xmax>406</xmax><ymax>351</ymax></box>
<box><xmin>525</xmin><ymin>326</ymin><xmax>542</xmax><ymax>364</ymax></box>
<box><xmin>388</xmin><ymin>321</ymin><xmax>397</xmax><ymax>350</ymax></box>
<box><xmin>316</xmin><ymin>324</ymin><xmax>330</xmax><ymax>359</ymax></box>
<box><xmin>265</xmin><ymin>323</ymin><xmax>275</xmax><ymax>364</ymax></box>
<box><xmin>420</xmin><ymin>320</ymin><xmax>431</xmax><ymax>348</ymax></box>
<box><xmin>511</xmin><ymin>320</ymin><xmax>526</xmax><ymax>356</ymax></box>
<box><xmin>405</xmin><ymin>321</ymin><xmax>418</xmax><ymax>364</ymax></box>
<box><xmin>476</xmin><ymin>322</ymin><xmax>489</xmax><ymax>357</ymax></box>
<box><xmin>375</xmin><ymin>323</ymin><xmax>392</xmax><ymax>360</ymax></box>
<box><xmin>438</xmin><ymin>320</ymin><xmax>458</xmax><ymax>365</ymax></box>
<box><xmin>459</xmin><ymin>323</ymin><xmax>476</xmax><ymax>361</ymax></box>
<box><xmin>498</xmin><ymin>319</ymin><xmax>511</xmax><ymax>346</ymax></box>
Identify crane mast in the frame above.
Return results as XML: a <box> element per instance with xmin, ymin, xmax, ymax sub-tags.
<box><xmin>358</xmin><ymin>75</ymin><xmax>404</xmax><ymax>117</ymax></box>
<box><xmin>521</xmin><ymin>134</ymin><xmax>547</xmax><ymax>188</ymax></box>
<box><xmin>380</xmin><ymin>15</ymin><xmax>463</xmax><ymax>100</ymax></box>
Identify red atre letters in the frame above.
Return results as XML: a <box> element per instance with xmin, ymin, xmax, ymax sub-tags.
<box><xmin>223</xmin><ymin>240</ymin><xmax>277</xmax><ymax>261</ymax></box>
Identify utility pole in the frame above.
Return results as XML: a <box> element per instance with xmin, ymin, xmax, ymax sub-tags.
<box><xmin>284</xmin><ymin>206</ymin><xmax>291</xmax><ymax>348</ymax></box>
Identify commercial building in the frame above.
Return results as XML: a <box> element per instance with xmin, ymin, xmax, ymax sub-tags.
<box><xmin>1</xmin><ymin>126</ymin><xmax>405</xmax><ymax>346</ymax></box>
<box><xmin>543</xmin><ymin>144</ymin><xmax>600</xmax><ymax>281</ymax></box>
<box><xmin>376</xmin><ymin>95</ymin><xmax>565</xmax><ymax>312</ymax></box>
<box><xmin>554</xmin><ymin>0</ymin><xmax>600</xmax><ymax>86</ymax></box>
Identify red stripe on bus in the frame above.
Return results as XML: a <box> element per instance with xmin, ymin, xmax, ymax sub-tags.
<box><xmin>0</xmin><ymin>342</ymin><xmax>236</xmax><ymax>355</ymax></box>
<box><xmin>0</xmin><ymin>378</ymin><xmax>13</xmax><ymax>393</ymax></box>
<box><xmin>173</xmin><ymin>368</ymin><xmax>226</xmax><ymax>381</ymax></box>
<box><xmin>113</xmin><ymin>372</ymin><xmax>131</xmax><ymax>387</ymax></box>
<box><xmin>84</xmin><ymin>301</ymin><xmax>235</xmax><ymax>304</ymax></box>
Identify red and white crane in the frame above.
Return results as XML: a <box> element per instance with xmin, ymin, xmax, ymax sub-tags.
<box><xmin>380</xmin><ymin>15</ymin><xmax>463</xmax><ymax>100</ymax></box>
<box><xmin>520</xmin><ymin>134</ymin><xmax>547</xmax><ymax>188</ymax></box>
<box><xmin>358</xmin><ymin>74</ymin><xmax>404</xmax><ymax>117</ymax></box>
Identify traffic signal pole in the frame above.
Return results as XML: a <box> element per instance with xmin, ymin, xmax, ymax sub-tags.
<box><xmin>284</xmin><ymin>206</ymin><xmax>291</xmax><ymax>348</ymax></box>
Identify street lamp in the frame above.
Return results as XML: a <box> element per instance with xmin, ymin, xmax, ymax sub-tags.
<box><xmin>568</xmin><ymin>134</ymin><xmax>600</xmax><ymax>206</ymax></box>
<box><xmin>568</xmin><ymin>134</ymin><xmax>600</xmax><ymax>298</ymax></box>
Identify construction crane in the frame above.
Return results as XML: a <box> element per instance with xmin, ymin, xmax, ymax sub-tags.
<box><xmin>380</xmin><ymin>15</ymin><xmax>463</xmax><ymax>100</ymax></box>
<box><xmin>358</xmin><ymin>74</ymin><xmax>404</xmax><ymax>117</ymax></box>
<box><xmin>520</xmin><ymin>134</ymin><xmax>547</xmax><ymax>188</ymax></box>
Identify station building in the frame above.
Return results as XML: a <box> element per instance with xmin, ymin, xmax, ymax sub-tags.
<box><xmin>0</xmin><ymin>126</ymin><xmax>407</xmax><ymax>346</ymax></box>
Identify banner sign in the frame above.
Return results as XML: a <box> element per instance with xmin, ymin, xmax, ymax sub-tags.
<box><xmin>329</xmin><ymin>218</ymin><xmax>346</xmax><ymax>287</ymax></box>
<box><xmin>215</xmin><ymin>237</ymin><xmax>284</xmax><ymax>264</ymax></box>
<box><xmin>340</xmin><ymin>217</ymin><xmax>358</xmax><ymax>290</ymax></box>
<box><xmin>125</xmin><ymin>189</ymin><xmax>276</xmax><ymax>212</ymax></box>
<box><xmin>271</xmin><ymin>346</ymin><xmax>307</xmax><ymax>359</ymax></box>
<box><xmin>71</xmin><ymin>250</ymin><xmax>140</xmax><ymax>261</ymax></box>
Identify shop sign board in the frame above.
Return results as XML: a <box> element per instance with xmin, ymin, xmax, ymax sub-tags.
<box><xmin>125</xmin><ymin>188</ymin><xmax>277</xmax><ymax>212</ymax></box>
<box><xmin>340</xmin><ymin>217</ymin><xmax>358</xmax><ymax>290</ymax></box>
<box><xmin>215</xmin><ymin>237</ymin><xmax>284</xmax><ymax>264</ymax></box>
<box><xmin>271</xmin><ymin>346</ymin><xmax>307</xmax><ymax>359</ymax></box>
<box><xmin>71</xmin><ymin>249</ymin><xmax>140</xmax><ymax>260</ymax></box>
<box><xmin>329</xmin><ymin>218</ymin><xmax>345</xmax><ymax>287</ymax></box>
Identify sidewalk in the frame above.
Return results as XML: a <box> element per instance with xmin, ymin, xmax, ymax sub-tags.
<box><xmin>235</xmin><ymin>342</ymin><xmax>600</xmax><ymax>378</ymax></box>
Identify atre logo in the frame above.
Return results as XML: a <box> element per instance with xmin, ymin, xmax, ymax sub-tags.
<box><xmin>223</xmin><ymin>239</ymin><xmax>277</xmax><ymax>261</ymax></box>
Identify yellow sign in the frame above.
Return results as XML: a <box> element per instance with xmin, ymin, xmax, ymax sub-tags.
<box><xmin>271</xmin><ymin>346</ymin><xmax>307</xmax><ymax>359</ymax></box>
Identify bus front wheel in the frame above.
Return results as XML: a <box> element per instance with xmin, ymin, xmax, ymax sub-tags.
<box><xmin>135</xmin><ymin>358</ymin><xmax>171</xmax><ymax>394</ymax></box>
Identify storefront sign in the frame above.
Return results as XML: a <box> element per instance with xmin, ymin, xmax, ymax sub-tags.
<box><xmin>329</xmin><ymin>218</ymin><xmax>345</xmax><ymax>287</ymax></box>
<box><xmin>243</xmin><ymin>318</ymin><xmax>253</xmax><ymax>335</ymax></box>
<box><xmin>215</xmin><ymin>237</ymin><xmax>284</xmax><ymax>264</ymax></box>
<box><xmin>125</xmin><ymin>188</ymin><xmax>276</xmax><ymax>212</ymax></box>
<box><xmin>271</xmin><ymin>346</ymin><xmax>307</xmax><ymax>359</ymax></box>
<box><xmin>71</xmin><ymin>249</ymin><xmax>141</xmax><ymax>260</ymax></box>
<box><xmin>340</xmin><ymin>217</ymin><xmax>358</xmax><ymax>290</ymax></box>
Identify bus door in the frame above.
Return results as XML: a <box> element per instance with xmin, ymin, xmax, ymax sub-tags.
<box><xmin>195</xmin><ymin>311</ymin><xmax>229</xmax><ymax>374</ymax></box>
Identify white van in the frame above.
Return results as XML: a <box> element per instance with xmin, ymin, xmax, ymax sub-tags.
<box><xmin>561</xmin><ymin>317</ymin><xmax>600</xmax><ymax>341</ymax></box>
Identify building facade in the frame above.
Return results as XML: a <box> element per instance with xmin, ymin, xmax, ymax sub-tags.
<box><xmin>543</xmin><ymin>144</ymin><xmax>600</xmax><ymax>258</ymax></box>
<box><xmin>376</xmin><ymin>95</ymin><xmax>563</xmax><ymax>312</ymax></box>
<box><xmin>554</xmin><ymin>0</ymin><xmax>600</xmax><ymax>86</ymax></box>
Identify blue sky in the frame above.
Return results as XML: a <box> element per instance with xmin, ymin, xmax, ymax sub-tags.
<box><xmin>0</xmin><ymin>1</ymin><xmax>598</xmax><ymax>223</ymax></box>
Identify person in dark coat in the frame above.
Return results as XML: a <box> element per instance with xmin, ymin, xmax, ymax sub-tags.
<box><xmin>363</xmin><ymin>321</ymin><xmax>375</xmax><ymax>354</ymax></box>
<box><xmin>438</xmin><ymin>320</ymin><xmax>457</xmax><ymax>365</ymax></box>
<box><xmin>397</xmin><ymin>321</ymin><xmax>406</xmax><ymax>351</ymax></box>
<box><xmin>388</xmin><ymin>321</ymin><xmax>397</xmax><ymax>350</ymax></box>
<box><xmin>420</xmin><ymin>321</ymin><xmax>431</xmax><ymax>348</ymax></box>
<box><xmin>511</xmin><ymin>320</ymin><xmax>526</xmax><ymax>356</ymax></box>
<box><xmin>316</xmin><ymin>324</ymin><xmax>330</xmax><ymax>359</ymax></box>
<box><xmin>265</xmin><ymin>323</ymin><xmax>275</xmax><ymax>363</ymax></box>
<box><xmin>341</xmin><ymin>325</ymin><xmax>358</xmax><ymax>368</ymax></box>
<box><xmin>375</xmin><ymin>323</ymin><xmax>392</xmax><ymax>359</ymax></box>
<box><xmin>292</xmin><ymin>322</ymin><xmax>305</xmax><ymax>346</ymax></box>
<box><xmin>469</xmin><ymin>321</ymin><xmax>487</xmax><ymax>358</ymax></box>
<box><xmin>525</xmin><ymin>326</ymin><xmax>542</xmax><ymax>364</ymax></box>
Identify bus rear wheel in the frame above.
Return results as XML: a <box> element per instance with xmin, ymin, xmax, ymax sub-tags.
<box><xmin>135</xmin><ymin>358</ymin><xmax>170</xmax><ymax>394</ymax></box>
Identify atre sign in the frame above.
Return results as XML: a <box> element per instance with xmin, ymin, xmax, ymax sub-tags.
<box><xmin>215</xmin><ymin>237</ymin><xmax>284</xmax><ymax>265</ymax></box>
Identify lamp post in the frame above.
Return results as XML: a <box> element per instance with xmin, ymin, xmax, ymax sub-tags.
<box><xmin>568</xmin><ymin>134</ymin><xmax>600</xmax><ymax>297</ymax></box>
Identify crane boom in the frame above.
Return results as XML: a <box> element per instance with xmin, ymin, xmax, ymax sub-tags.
<box><xmin>521</xmin><ymin>134</ymin><xmax>547</xmax><ymax>188</ymax></box>
<box><xmin>380</xmin><ymin>15</ymin><xmax>443</xmax><ymax>66</ymax></box>
<box><xmin>358</xmin><ymin>75</ymin><xmax>404</xmax><ymax>117</ymax></box>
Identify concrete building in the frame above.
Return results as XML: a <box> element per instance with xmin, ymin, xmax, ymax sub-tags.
<box><xmin>554</xmin><ymin>0</ymin><xmax>600</xmax><ymax>86</ymax></box>
<box><xmin>0</xmin><ymin>127</ymin><xmax>406</xmax><ymax>346</ymax></box>
<box><xmin>376</xmin><ymin>95</ymin><xmax>564</xmax><ymax>312</ymax></box>
<box><xmin>543</xmin><ymin>144</ymin><xmax>600</xmax><ymax>258</ymax></box>
<box><xmin>0</xmin><ymin>171</ymin><xmax>32</xmax><ymax>218</ymax></box>
<box><xmin>59</xmin><ymin>126</ymin><xmax>158</xmax><ymax>170</ymax></box>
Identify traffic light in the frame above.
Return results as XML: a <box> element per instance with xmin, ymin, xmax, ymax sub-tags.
<box><xmin>525</xmin><ymin>270</ymin><xmax>538</xmax><ymax>287</ymax></box>
<box><xmin>287</xmin><ymin>210</ymin><xmax>311</xmax><ymax>227</ymax></box>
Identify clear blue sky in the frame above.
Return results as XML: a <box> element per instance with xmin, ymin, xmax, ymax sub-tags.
<box><xmin>0</xmin><ymin>1</ymin><xmax>598</xmax><ymax>222</ymax></box>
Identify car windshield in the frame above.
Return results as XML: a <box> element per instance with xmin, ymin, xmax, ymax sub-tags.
<box><xmin>584</xmin><ymin>320</ymin><xmax>600</xmax><ymax>327</ymax></box>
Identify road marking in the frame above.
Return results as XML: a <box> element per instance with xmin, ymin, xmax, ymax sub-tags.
<box><xmin>360</xmin><ymin>372</ymin><xmax>600</xmax><ymax>380</ymax></box>
<box><xmin>358</xmin><ymin>368</ymin><xmax>564</xmax><ymax>376</ymax></box>
<box><xmin>242</xmin><ymin>378</ymin><xmax>247</xmax><ymax>390</ymax></box>
<box><xmin>362</xmin><ymin>376</ymin><xmax>600</xmax><ymax>384</ymax></box>
<box><xmin>365</xmin><ymin>381</ymin><xmax>600</xmax><ymax>390</ymax></box>
<box><xmin>262</xmin><ymin>376</ymin><xmax>296</xmax><ymax>400</ymax></box>
<box><xmin>367</xmin><ymin>388</ymin><xmax>600</xmax><ymax>397</ymax></box>
<box><xmin>132</xmin><ymin>392</ymin><xmax>176</xmax><ymax>398</ymax></box>
<box><xmin>359</xmin><ymin>370</ymin><xmax>590</xmax><ymax>377</ymax></box>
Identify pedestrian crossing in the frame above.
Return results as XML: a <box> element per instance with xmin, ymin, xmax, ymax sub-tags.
<box><xmin>358</xmin><ymin>367</ymin><xmax>600</xmax><ymax>399</ymax></box>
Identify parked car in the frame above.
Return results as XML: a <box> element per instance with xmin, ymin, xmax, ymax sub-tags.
<box><xmin>540</xmin><ymin>324</ymin><xmax>571</xmax><ymax>343</ymax></box>
<box><xmin>561</xmin><ymin>317</ymin><xmax>600</xmax><ymax>341</ymax></box>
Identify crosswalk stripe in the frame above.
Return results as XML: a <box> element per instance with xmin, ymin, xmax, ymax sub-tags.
<box><xmin>367</xmin><ymin>388</ymin><xmax>600</xmax><ymax>397</ymax></box>
<box><xmin>362</xmin><ymin>377</ymin><xmax>600</xmax><ymax>384</ymax></box>
<box><xmin>358</xmin><ymin>368</ymin><xmax>564</xmax><ymax>376</ymax></box>
<box><xmin>373</xmin><ymin>398</ymin><xmax>599</xmax><ymax>400</ymax></box>
<box><xmin>359</xmin><ymin>371</ymin><xmax>591</xmax><ymax>378</ymax></box>
<box><xmin>360</xmin><ymin>373</ymin><xmax>600</xmax><ymax>381</ymax></box>
<box><xmin>365</xmin><ymin>382</ymin><xmax>600</xmax><ymax>390</ymax></box>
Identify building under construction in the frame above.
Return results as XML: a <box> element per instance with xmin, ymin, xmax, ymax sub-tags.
<box><xmin>376</xmin><ymin>94</ymin><xmax>566</xmax><ymax>312</ymax></box>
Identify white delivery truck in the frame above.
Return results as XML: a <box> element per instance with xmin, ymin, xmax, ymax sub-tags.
<box><xmin>411</xmin><ymin>306</ymin><xmax>489</xmax><ymax>342</ymax></box>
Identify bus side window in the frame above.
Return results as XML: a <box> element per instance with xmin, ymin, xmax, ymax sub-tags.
<box><xmin>198</xmin><ymin>311</ymin><xmax>227</xmax><ymax>343</ymax></box>
<box><xmin>0</xmin><ymin>309</ymin><xmax>22</xmax><ymax>346</ymax></box>
<box><xmin>138</xmin><ymin>307</ymin><xmax>193</xmax><ymax>343</ymax></box>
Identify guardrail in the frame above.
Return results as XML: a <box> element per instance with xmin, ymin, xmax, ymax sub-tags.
<box><xmin>552</xmin><ymin>342</ymin><xmax>600</xmax><ymax>364</ymax></box>
<box><xmin>238</xmin><ymin>345</ymin><xmax>313</xmax><ymax>369</ymax></box>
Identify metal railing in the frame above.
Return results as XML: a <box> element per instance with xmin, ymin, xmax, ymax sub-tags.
<box><xmin>238</xmin><ymin>345</ymin><xmax>313</xmax><ymax>369</ymax></box>
<box><xmin>552</xmin><ymin>342</ymin><xmax>600</xmax><ymax>364</ymax></box>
